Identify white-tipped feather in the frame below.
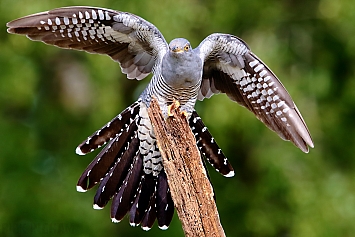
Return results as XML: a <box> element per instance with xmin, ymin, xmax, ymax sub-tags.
<box><xmin>75</xmin><ymin>146</ymin><xmax>85</xmax><ymax>155</ymax></box>
<box><xmin>76</xmin><ymin>185</ymin><xmax>87</xmax><ymax>192</ymax></box>
<box><xmin>111</xmin><ymin>218</ymin><xmax>120</xmax><ymax>223</ymax></box>
<box><xmin>224</xmin><ymin>170</ymin><xmax>235</xmax><ymax>178</ymax></box>
<box><xmin>93</xmin><ymin>204</ymin><xmax>103</xmax><ymax>210</ymax></box>
<box><xmin>159</xmin><ymin>225</ymin><xmax>169</xmax><ymax>230</ymax></box>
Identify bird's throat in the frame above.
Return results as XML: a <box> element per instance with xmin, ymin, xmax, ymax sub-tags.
<box><xmin>161</xmin><ymin>51</ymin><xmax>202</xmax><ymax>88</ymax></box>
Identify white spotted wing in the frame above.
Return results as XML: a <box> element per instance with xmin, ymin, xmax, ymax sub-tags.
<box><xmin>7</xmin><ymin>6</ymin><xmax>168</xmax><ymax>80</ymax></box>
<box><xmin>197</xmin><ymin>33</ymin><xmax>314</xmax><ymax>152</ymax></box>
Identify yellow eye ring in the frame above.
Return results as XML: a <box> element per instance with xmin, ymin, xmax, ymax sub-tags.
<box><xmin>184</xmin><ymin>45</ymin><xmax>190</xmax><ymax>51</ymax></box>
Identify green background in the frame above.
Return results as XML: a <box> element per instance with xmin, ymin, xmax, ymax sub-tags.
<box><xmin>1</xmin><ymin>0</ymin><xmax>354</xmax><ymax>236</ymax></box>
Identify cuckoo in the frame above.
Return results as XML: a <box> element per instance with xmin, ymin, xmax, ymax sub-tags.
<box><xmin>7</xmin><ymin>6</ymin><xmax>314</xmax><ymax>231</ymax></box>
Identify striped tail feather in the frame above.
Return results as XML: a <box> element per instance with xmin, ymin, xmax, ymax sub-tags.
<box><xmin>111</xmin><ymin>153</ymin><xmax>143</xmax><ymax>222</ymax></box>
<box><xmin>189</xmin><ymin>111</ymin><xmax>235</xmax><ymax>178</ymax></box>
<box><xmin>129</xmin><ymin>174</ymin><xmax>157</xmax><ymax>227</ymax></box>
<box><xmin>76</xmin><ymin>102</ymin><xmax>176</xmax><ymax>230</ymax></box>
<box><xmin>141</xmin><ymin>189</ymin><xmax>157</xmax><ymax>231</ymax></box>
<box><xmin>128</xmin><ymin>180</ymin><xmax>143</xmax><ymax>226</ymax></box>
<box><xmin>76</xmin><ymin>105</ymin><xmax>232</xmax><ymax>230</ymax></box>
<box><xmin>77</xmin><ymin>115</ymin><xmax>138</xmax><ymax>191</ymax></box>
<box><xmin>76</xmin><ymin>101</ymin><xmax>140</xmax><ymax>155</ymax></box>
<box><xmin>127</xmin><ymin>169</ymin><xmax>174</xmax><ymax>230</ymax></box>
<box><xmin>156</xmin><ymin>171</ymin><xmax>174</xmax><ymax>230</ymax></box>
<box><xmin>93</xmin><ymin>136</ymin><xmax>140</xmax><ymax>209</ymax></box>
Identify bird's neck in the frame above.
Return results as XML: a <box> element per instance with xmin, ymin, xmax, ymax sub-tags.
<box><xmin>139</xmin><ymin>51</ymin><xmax>202</xmax><ymax>116</ymax></box>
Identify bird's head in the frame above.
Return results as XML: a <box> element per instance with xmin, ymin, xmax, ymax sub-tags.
<box><xmin>168</xmin><ymin>38</ymin><xmax>192</xmax><ymax>54</ymax></box>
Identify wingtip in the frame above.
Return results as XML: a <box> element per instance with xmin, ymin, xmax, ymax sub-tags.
<box><xmin>6</xmin><ymin>20</ymin><xmax>15</xmax><ymax>28</ymax></box>
<box><xmin>297</xmin><ymin>134</ymin><xmax>314</xmax><ymax>153</ymax></box>
<box><xmin>303</xmin><ymin>135</ymin><xmax>314</xmax><ymax>151</ymax></box>
<box><xmin>292</xmin><ymin>105</ymin><xmax>314</xmax><ymax>152</ymax></box>
<box><xmin>6</xmin><ymin>26</ymin><xmax>13</xmax><ymax>34</ymax></box>
<box><xmin>302</xmin><ymin>147</ymin><xmax>310</xmax><ymax>154</ymax></box>
<box><xmin>308</xmin><ymin>140</ymin><xmax>315</xmax><ymax>149</ymax></box>
<box><xmin>299</xmin><ymin>139</ymin><xmax>314</xmax><ymax>153</ymax></box>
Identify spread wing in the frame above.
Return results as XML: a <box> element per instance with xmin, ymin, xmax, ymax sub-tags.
<box><xmin>7</xmin><ymin>6</ymin><xmax>168</xmax><ymax>80</ymax></box>
<box><xmin>197</xmin><ymin>33</ymin><xmax>314</xmax><ymax>152</ymax></box>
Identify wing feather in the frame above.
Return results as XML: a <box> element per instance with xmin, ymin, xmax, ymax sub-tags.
<box><xmin>7</xmin><ymin>6</ymin><xmax>168</xmax><ymax>80</ymax></box>
<box><xmin>197</xmin><ymin>33</ymin><xmax>314</xmax><ymax>152</ymax></box>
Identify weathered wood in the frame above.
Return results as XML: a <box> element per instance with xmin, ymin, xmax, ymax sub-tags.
<box><xmin>147</xmin><ymin>97</ymin><xmax>226</xmax><ymax>237</ymax></box>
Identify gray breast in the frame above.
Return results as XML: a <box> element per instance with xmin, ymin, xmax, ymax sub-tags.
<box><xmin>161</xmin><ymin>50</ymin><xmax>203</xmax><ymax>89</ymax></box>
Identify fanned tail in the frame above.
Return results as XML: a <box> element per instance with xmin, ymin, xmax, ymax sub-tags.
<box><xmin>76</xmin><ymin>103</ymin><xmax>234</xmax><ymax>230</ymax></box>
<box><xmin>76</xmin><ymin>101</ymin><xmax>175</xmax><ymax>230</ymax></box>
<box><xmin>76</xmin><ymin>119</ymin><xmax>138</xmax><ymax>191</ymax></box>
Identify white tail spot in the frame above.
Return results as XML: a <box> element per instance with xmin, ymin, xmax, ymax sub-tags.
<box><xmin>93</xmin><ymin>204</ymin><xmax>103</xmax><ymax>210</ymax></box>
<box><xmin>75</xmin><ymin>146</ymin><xmax>85</xmax><ymax>155</ymax></box>
<box><xmin>224</xmin><ymin>170</ymin><xmax>235</xmax><ymax>178</ymax></box>
<box><xmin>159</xmin><ymin>225</ymin><xmax>169</xmax><ymax>230</ymax></box>
<box><xmin>76</xmin><ymin>185</ymin><xmax>87</xmax><ymax>192</ymax></box>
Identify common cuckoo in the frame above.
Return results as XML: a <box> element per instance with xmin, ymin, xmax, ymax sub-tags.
<box><xmin>7</xmin><ymin>6</ymin><xmax>314</xmax><ymax>230</ymax></box>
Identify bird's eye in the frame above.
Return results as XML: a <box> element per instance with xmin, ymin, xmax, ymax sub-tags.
<box><xmin>184</xmin><ymin>45</ymin><xmax>190</xmax><ymax>51</ymax></box>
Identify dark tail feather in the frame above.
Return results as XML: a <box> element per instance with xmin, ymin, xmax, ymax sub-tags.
<box><xmin>111</xmin><ymin>153</ymin><xmax>143</xmax><ymax>222</ymax></box>
<box><xmin>156</xmin><ymin>171</ymin><xmax>174</xmax><ymax>230</ymax></box>
<box><xmin>93</xmin><ymin>136</ymin><xmax>140</xmax><ymax>209</ymax></box>
<box><xmin>76</xmin><ymin>101</ymin><xmax>140</xmax><ymax>155</ymax></box>
<box><xmin>77</xmin><ymin>119</ymin><xmax>138</xmax><ymax>191</ymax></box>
<box><xmin>129</xmin><ymin>174</ymin><xmax>157</xmax><ymax>227</ymax></box>
<box><xmin>141</xmin><ymin>192</ymin><xmax>157</xmax><ymax>231</ymax></box>
<box><xmin>189</xmin><ymin>111</ymin><xmax>235</xmax><ymax>177</ymax></box>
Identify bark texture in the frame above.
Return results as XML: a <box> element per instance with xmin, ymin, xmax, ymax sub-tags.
<box><xmin>148</xmin><ymin>97</ymin><xmax>226</xmax><ymax>237</ymax></box>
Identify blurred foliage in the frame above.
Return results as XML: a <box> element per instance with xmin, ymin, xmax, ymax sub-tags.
<box><xmin>1</xmin><ymin>0</ymin><xmax>355</xmax><ymax>236</ymax></box>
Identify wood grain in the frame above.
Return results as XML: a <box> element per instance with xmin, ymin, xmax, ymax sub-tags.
<box><xmin>148</xmin><ymin>97</ymin><xmax>226</xmax><ymax>237</ymax></box>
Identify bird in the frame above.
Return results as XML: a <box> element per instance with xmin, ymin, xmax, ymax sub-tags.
<box><xmin>7</xmin><ymin>6</ymin><xmax>314</xmax><ymax>231</ymax></box>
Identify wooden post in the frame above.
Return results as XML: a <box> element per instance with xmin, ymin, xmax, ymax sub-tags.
<box><xmin>147</xmin><ymin>97</ymin><xmax>226</xmax><ymax>237</ymax></box>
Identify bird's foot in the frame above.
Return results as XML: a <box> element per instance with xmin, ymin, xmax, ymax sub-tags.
<box><xmin>168</xmin><ymin>100</ymin><xmax>180</xmax><ymax>117</ymax></box>
<box><xmin>181</xmin><ymin>111</ymin><xmax>188</xmax><ymax>118</ymax></box>
<box><xmin>167</xmin><ymin>100</ymin><xmax>188</xmax><ymax>118</ymax></box>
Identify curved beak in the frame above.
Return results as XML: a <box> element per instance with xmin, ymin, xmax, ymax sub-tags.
<box><xmin>171</xmin><ymin>45</ymin><xmax>184</xmax><ymax>53</ymax></box>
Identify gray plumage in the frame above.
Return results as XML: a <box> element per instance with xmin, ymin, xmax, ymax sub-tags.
<box><xmin>7</xmin><ymin>6</ymin><xmax>314</xmax><ymax>230</ymax></box>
